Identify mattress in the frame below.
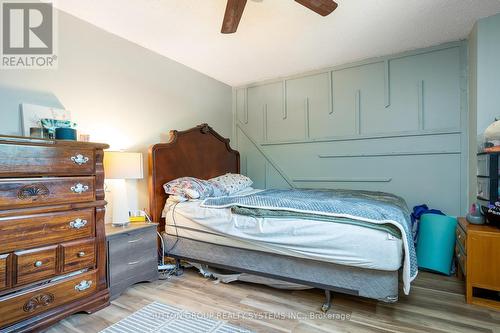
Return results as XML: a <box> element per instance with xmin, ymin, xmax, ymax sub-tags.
<box><xmin>163</xmin><ymin>198</ymin><xmax>403</xmax><ymax>272</ymax></box>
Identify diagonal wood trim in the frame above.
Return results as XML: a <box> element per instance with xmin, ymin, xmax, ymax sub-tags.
<box><xmin>261</xmin><ymin>129</ymin><xmax>461</xmax><ymax>146</ymax></box>
<box><xmin>236</xmin><ymin>124</ymin><xmax>295</xmax><ymax>188</ymax></box>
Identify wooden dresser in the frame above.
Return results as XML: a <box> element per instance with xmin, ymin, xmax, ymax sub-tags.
<box><xmin>0</xmin><ymin>135</ymin><xmax>110</xmax><ymax>332</ymax></box>
<box><xmin>456</xmin><ymin>217</ymin><xmax>500</xmax><ymax>310</ymax></box>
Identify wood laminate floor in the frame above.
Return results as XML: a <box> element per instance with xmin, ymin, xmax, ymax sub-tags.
<box><xmin>46</xmin><ymin>269</ymin><xmax>500</xmax><ymax>333</ymax></box>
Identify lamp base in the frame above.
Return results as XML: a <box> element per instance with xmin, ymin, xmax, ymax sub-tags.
<box><xmin>105</xmin><ymin>179</ymin><xmax>132</xmax><ymax>224</ymax></box>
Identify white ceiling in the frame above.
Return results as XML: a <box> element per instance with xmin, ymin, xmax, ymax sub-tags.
<box><xmin>55</xmin><ymin>0</ymin><xmax>500</xmax><ymax>87</ymax></box>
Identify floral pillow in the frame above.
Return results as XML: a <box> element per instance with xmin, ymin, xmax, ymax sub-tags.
<box><xmin>163</xmin><ymin>177</ymin><xmax>215</xmax><ymax>200</ymax></box>
<box><xmin>209</xmin><ymin>173</ymin><xmax>253</xmax><ymax>195</ymax></box>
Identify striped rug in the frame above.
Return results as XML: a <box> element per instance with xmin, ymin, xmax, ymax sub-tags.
<box><xmin>100</xmin><ymin>302</ymin><xmax>254</xmax><ymax>333</ymax></box>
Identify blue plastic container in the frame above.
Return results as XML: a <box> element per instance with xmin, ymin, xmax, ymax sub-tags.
<box><xmin>55</xmin><ymin>127</ymin><xmax>77</xmax><ymax>141</ymax></box>
<box><xmin>416</xmin><ymin>214</ymin><xmax>457</xmax><ymax>275</ymax></box>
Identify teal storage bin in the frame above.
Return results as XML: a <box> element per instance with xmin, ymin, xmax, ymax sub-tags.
<box><xmin>416</xmin><ymin>214</ymin><xmax>457</xmax><ymax>275</ymax></box>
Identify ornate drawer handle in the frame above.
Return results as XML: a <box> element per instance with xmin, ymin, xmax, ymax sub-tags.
<box><xmin>74</xmin><ymin>280</ymin><xmax>92</xmax><ymax>292</ymax></box>
<box><xmin>71</xmin><ymin>183</ymin><xmax>89</xmax><ymax>194</ymax></box>
<box><xmin>71</xmin><ymin>154</ymin><xmax>89</xmax><ymax>165</ymax></box>
<box><xmin>34</xmin><ymin>260</ymin><xmax>43</xmax><ymax>267</ymax></box>
<box><xmin>77</xmin><ymin>252</ymin><xmax>86</xmax><ymax>258</ymax></box>
<box><xmin>17</xmin><ymin>184</ymin><xmax>50</xmax><ymax>200</ymax></box>
<box><xmin>23</xmin><ymin>293</ymin><xmax>55</xmax><ymax>312</ymax></box>
<box><xmin>69</xmin><ymin>218</ymin><xmax>87</xmax><ymax>229</ymax></box>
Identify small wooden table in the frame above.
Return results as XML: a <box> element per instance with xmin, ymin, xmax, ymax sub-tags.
<box><xmin>456</xmin><ymin>217</ymin><xmax>500</xmax><ymax>310</ymax></box>
<box><xmin>105</xmin><ymin>223</ymin><xmax>159</xmax><ymax>300</ymax></box>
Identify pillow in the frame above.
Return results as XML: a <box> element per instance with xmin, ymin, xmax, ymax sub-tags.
<box><xmin>163</xmin><ymin>177</ymin><xmax>215</xmax><ymax>200</ymax></box>
<box><xmin>231</xmin><ymin>187</ymin><xmax>256</xmax><ymax>196</ymax></box>
<box><xmin>209</xmin><ymin>173</ymin><xmax>253</xmax><ymax>195</ymax></box>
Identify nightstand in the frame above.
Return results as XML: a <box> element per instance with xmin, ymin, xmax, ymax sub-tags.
<box><xmin>106</xmin><ymin>223</ymin><xmax>159</xmax><ymax>300</ymax></box>
<box><xmin>456</xmin><ymin>217</ymin><xmax>500</xmax><ymax>310</ymax></box>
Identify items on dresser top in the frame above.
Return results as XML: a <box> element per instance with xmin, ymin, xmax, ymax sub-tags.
<box><xmin>476</xmin><ymin>152</ymin><xmax>500</xmax><ymax>227</ymax></box>
<box><xmin>466</xmin><ymin>203</ymin><xmax>485</xmax><ymax>225</ymax></box>
<box><xmin>55</xmin><ymin>127</ymin><xmax>77</xmax><ymax>141</ymax></box>
<box><xmin>0</xmin><ymin>135</ymin><xmax>110</xmax><ymax>332</ymax></box>
<box><xmin>456</xmin><ymin>217</ymin><xmax>500</xmax><ymax>310</ymax></box>
<box><xmin>106</xmin><ymin>223</ymin><xmax>159</xmax><ymax>301</ymax></box>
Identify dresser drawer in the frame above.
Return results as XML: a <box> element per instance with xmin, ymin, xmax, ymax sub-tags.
<box><xmin>0</xmin><ymin>209</ymin><xmax>95</xmax><ymax>253</ymax></box>
<box><xmin>455</xmin><ymin>244</ymin><xmax>466</xmax><ymax>275</ymax></box>
<box><xmin>15</xmin><ymin>245</ymin><xmax>57</xmax><ymax>286</ymax></box>
<box><xmin>0</xmin><ymin>177</ymin><xmax>95</xmax><ymax>209</ymax></box>
<box><xmin>0</xmin><ymin>270</ymin><xmax>97</xmax><ymax>328</ymax></box>
<box><xmin>0</xmin><ymin>254</ymin><xmax>8</xmax><ymax>290</ymax></box>
<box><xmin>108</xmin><ymin>228</ymin><xmax>156</xmax><ymax>257</ymax></box>
<box><xmin>456</xmin><ymin>224</ymin><xmax>467</xmax><ymax>253</ymax></box>
<box><xmin>108</xmin><ymin>226</ymin><xmax>157</xmax><ymax>285</ymax></box>
<box><xmin>62</xmin><ymin>239</ymin><xmax>96</xmax><ymax>273</ymax></box>
<box><xmin>110</xmin><ymin>255</ymin><xmax>157</xmax><ymax>285</ymax></box>
<box><xmin>0</xmin><ymin>144</ymin><xmax>95</xmax><ymax>176</ymax></box>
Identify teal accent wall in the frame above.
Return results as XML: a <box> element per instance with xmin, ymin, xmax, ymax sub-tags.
<box><xmin>234</xmin><ymin>42</ymin><xmax>468</xmax><ymax>216</ymax></box>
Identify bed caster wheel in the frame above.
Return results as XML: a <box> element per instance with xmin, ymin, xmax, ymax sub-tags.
<box><xmin>321</xmin><ymin>290</ymin><xmax>332</xmax><ymax>313</ymax></box>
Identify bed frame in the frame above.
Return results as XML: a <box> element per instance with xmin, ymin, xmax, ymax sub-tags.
<box><xmin>149</xmin><ymin>124</ymin><xmax>399</xmax><ymax>311</ymax></box>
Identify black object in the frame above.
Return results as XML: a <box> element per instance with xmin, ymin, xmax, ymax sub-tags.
<box><xmin>485</xmin><ymin>202</ymin><xmax>500</xmax><ymax>228</ymax></box>
<box><xmin>477</xmin><ymin>152</ymin><xmax>500</xmax><ymax>228</ymax></box>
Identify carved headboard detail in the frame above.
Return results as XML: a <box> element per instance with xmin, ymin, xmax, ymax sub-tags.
<box><xmin>148</xmin><ymin>124</ymin><xmax>240</xmax><ymax>229</ymax></box>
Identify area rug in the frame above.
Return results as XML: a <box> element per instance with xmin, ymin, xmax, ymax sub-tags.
<box><xmin>100</xmin><ymin>301</ymin><xmax>254</xmax><ymax>333</ymax></box>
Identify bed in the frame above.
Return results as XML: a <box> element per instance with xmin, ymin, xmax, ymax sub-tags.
<box><xmin>149</xmin><ymin>124</ymin><xmax>415</xmax><ymax>311</ymax></box>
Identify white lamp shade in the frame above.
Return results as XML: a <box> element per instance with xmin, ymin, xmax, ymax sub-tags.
<box><xmin>104</xmin><ymin>151</ymin><xmax>143</xmax><ymax>179</ymax></box>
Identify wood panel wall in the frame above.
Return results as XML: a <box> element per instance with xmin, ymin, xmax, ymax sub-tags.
<box><xmin>233</xmin><ymin>42</ymin><xmax>468</xmax><ymax>216</ymax></box>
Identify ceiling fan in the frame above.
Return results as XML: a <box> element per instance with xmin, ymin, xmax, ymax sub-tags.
<box><xmin>221</xmin><ymin>0</ymin><xmax>338</xmax><ymax>34</ymax></box>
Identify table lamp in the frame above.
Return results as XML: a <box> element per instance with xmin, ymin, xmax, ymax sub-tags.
<box><xmin>104</xmin><ymin>151</ymin><xmax>143</xmax><ymax>225</ymax></box>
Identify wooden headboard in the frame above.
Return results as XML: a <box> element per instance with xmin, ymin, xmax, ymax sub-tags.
<box><xmin>148</xmin><ymin>124</ymin><xmax>240</xmax><ymax>229</ymax></box>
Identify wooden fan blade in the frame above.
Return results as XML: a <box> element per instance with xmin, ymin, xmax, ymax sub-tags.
<box><xmin>221</xmin><ymin>0</ymin><xmax>247</xmax><ymax>34</ymax></box>
<box><xmin>295</xmin><ymin>0</ymin><xmax>338</xmax><ymax>16</ymax></box>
